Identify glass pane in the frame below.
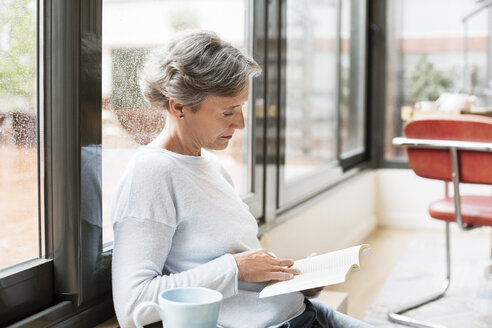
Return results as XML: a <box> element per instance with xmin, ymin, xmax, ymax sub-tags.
<box><xmin>102</xmin><ymin>0</ymin><xmax>252</xmax><ymax>244</ymax></box>
<box><xmin>340</xmin><ymin>0</ymin><xmax>366</xmax><ymax>158</ymax></box>
<box><xmin>385</xmin><ymin>0</ymin><xmax>490</xmax><ymax>160</ymax></box>
<box><xmin>284</xmin><ymin>0</ymin><xmax>338</xmax><ymax>181</ymax></box>
<box><xmin>464</xmin><ymin>7</ymin><xmax>492</xmax><ymax>109</ymax></box>
<box><xmin>0</xmin><ymin>0</ymin><xmax>39</xmax><ymax>269</ymax></box>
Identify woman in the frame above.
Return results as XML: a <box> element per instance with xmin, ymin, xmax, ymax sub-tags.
<box><xmin>111</xmin><ymin>30</ymin><xmax>372</xmax><ymax>328</ymax></box>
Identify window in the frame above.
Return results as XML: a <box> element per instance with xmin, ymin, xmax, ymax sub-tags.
<box><xmin>277</xmin><ymin>0</ymin><xmax>368</xmax><ymax>210</ymax></box>
<box><xmin>0</xmin><ymin>0</ymin><xmax>55</xmax><ymax>325</ymax></box>
<box><xmin>0</xmin><ymin>0</ymin><xmax>39</xmax><ymax>271</ymax></box>
<box><xmin>283</xmin><ymin>0</ymin><xmax>338</xmax><ymax>181</ymax></box>
<box><xmin>383</xmin><ymin>0</ymin><xmax>491</xmax><ymax>162</ymax></box>
<box><xmin>1</xmin><ymin>0</ymin><xmax>370</xmax><ymax>324</ymax></box>
<box><xmin>2</xmin><ymin>0</ymin><xmax>113</xmax><ymax>325</ymax></box>
<box><xmin>102</xmin><ymin>0</ymin><xmax>261</xmax><ymax>244</ymax></box>
<box><xmin>340</xmin><ymin>0</ymin><xmax>367</xmax><ymax>160</ymax></box>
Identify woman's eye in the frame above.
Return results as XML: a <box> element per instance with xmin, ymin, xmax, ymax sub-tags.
<box><xmin>223</xmin><ymin>112</ymin><xmax>234</xmax><ymax>117</ymax></box>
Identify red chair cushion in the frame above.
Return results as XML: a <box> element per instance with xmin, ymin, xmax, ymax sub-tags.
<box><xmin>429</xmin><ymin>195</ymin><xmax>492</xmax><ymax>227</ymax></box>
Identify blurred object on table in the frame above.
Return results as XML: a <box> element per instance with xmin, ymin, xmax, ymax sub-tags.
<box><xmin>401</xmin><ymin>92</ymin><xmax>492</xmax><ymax>121</ymax></box>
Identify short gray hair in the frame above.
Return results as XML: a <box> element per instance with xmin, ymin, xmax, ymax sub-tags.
<box><xmin>140</xmin><ymin>30</ymin><xmax>262</xmax><ymax>111</ymax></box>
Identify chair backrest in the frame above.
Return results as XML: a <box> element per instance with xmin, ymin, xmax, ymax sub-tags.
<box><xmin>404</xmin><ymin>114</ymin><xmax>492</xmax><ymax>184</ymax></box>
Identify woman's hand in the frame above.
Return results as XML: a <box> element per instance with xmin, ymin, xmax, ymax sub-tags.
<box><xmin>232</xmin><ymin>249</ymin><xmax>300</xmax><ymax>283</ymax></box>
<box><xmin>300</xmin><ymin>253</ymin><xmax>323</xmax><ymax>298</ymax></box>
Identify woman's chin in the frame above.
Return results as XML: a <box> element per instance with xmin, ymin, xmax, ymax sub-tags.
<box><xmin>210</xmin><ymin>142</ymin><xmax>230</xmax><ymax>151</ymax></box>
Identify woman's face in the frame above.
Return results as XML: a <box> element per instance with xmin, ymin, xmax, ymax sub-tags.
<box><xmin>182</xmin><ymin>84</ymin><xmax>248</xmax><ymax>151</ymax></box>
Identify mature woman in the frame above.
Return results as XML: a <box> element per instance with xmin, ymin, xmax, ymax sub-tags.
<box><xmin>111</xmin><ymin>30</ymin><xmax>372</xmax><ymax>328</ymax></box>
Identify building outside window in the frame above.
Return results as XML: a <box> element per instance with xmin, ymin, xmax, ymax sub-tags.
<box><xmin>384</xmin><ymin>0</ymin><xmax>492</xmax><ymax>162</ymax></box>
<box><xmin>0</xmin><ymin>0</ymin><xmax>39</xmax><ymax>272</ymax></box>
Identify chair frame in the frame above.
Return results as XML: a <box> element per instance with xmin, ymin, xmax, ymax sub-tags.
<box><xmin>388</xmin><ymin>137</ymin><xmax>492</xmax><ymax>328</ymax></box>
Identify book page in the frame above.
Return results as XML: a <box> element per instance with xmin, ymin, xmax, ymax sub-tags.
<box><xmin>259</xmin><ymin>244</ymin><xmax>369</xmax><ymax>298</ymax></box>
<box><xmin>292</xmin><ymin>245</ymin><xmax>362</xmax><ymax>274</ymax></box>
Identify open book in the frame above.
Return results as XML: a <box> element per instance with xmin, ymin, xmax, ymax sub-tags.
<box><xmin>259</xmin><ymin>244</ymin><xmax>370</xmax><ymax>298</ymax></box>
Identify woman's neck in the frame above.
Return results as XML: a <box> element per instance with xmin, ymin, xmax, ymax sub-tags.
<box><xmin>148</xmin><ymin>120</ymin><xmax>202</xmax><ymax>156</ymax></box>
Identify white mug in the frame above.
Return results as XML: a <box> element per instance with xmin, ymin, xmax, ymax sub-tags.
<box><xmin>133</xmin><ymin>287</ymin><xmax>223</xmax><ymax>328</ymax></box>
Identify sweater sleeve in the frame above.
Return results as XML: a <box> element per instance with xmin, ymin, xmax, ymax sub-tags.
<box><xmin>112</xmin><ymin>218</ymin><xmax>239</xmax><ymax>328</ymax></box>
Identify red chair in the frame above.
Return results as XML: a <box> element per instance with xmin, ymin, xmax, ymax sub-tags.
<box><xmin>389</xmin><ymin>114</ymin><xmax>492</xmax><ymax>328</ymax></box>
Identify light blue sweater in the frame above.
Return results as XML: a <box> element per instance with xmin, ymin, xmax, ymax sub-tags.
<box><xmin>111</xmin><ymin>146</ymin><xmax>305</xmax><ymax>328</ymax></box>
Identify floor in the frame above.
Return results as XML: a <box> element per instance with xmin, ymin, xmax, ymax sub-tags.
<box><xmin>323</xmin><ymin>227</ymin><xmax>422</xmax><ymax>320</ymax></box>
<box><xmin>364</xmin><ymin>230</ymin><xmax>492</xmax><ymax>327</ymax></box>
<box><xmin>96</xmin><ymin>226</ymin><xmax>491</xmax><ymax>327</ymax></box>
<box><xmin>325</xmin><ymin>226</ymin><xmax>490</xmax><ymax>320</ymax></box>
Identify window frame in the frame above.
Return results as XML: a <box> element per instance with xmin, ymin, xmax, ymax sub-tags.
<box><xmin>0</xmin><ymin>0</ymin><xmax>54</xmax><ymax>324</ymax></box>
<box><xmin>240</xmin><ymin>0</ymin><xmax>267</xmax><ymax>221</ymax></box>
<box><xmin>367</xmin><ymin>0</ymin><xmax>406</xmax><ymax>170</ymax></box>
<box><xmin>274</xmin><ymin>0</ymin><xmax>370</xmax><ymax>213</ymax></box>
<box><xmin>369</xmin><ymin>0</ymin><xmax>409</xmax><ymax>169</ymax></box>
<box><xmin>339</xmin><ymin>0</ymin><xmax>369</xmax><ymax>168</ymax></box>
<box><xmin>1</xmin><ymin>0</ymin><xmax>113</xmax><ymax>326</ymax></box>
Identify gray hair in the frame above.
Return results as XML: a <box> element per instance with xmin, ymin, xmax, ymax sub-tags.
<box><xmin>140</xmin><ymin>30</ymin><xmax>262</xmax><ymax>111</ymax></box>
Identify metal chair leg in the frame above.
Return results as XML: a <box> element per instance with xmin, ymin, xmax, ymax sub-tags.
<box><xmin>387</xmin><ymin>222</ymin><xmax>451</xmax><ymax>328</ymax></box>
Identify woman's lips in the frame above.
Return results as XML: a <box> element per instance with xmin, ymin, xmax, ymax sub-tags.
<box><xmin>222</xmin><ymin>135</ymin><xmax>233</xmax><ymax>139</ymax></box>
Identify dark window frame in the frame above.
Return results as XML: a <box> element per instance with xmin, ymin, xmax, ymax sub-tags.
<box><xmin>274</xmin><ymin>0</ymin><xmax>371</xmax><ymax>215</ymax></box>
<box><xmin>1</xmin><ymin>0</ymin><xmax>113</xmax><ymax>326</ymax></box>
<box><xmin>0</xmin><ymin>0</ymin><xmax>53</xmax><ymax>324</ymax></box>
<box><xmin>240</xmin><ymin>0</ymin><xmax>268</xmax><ymax>221</ymax></box>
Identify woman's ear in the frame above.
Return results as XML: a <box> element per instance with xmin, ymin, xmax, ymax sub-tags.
<box><xmin>168</xmin><ymin>99</ymin><xmax>184</xmax><ymax>119</ymax></box>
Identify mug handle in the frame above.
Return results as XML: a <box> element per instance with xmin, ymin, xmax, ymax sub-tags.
<box><xmin>133</xmin><ymin>301</ymin><xmax>166</xmax><ymax>328</ymax></box>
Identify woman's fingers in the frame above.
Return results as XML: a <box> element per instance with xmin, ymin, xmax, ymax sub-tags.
<box><xmin>268</xmin><ymin>271</ymin><xmax>295</xmax><ymax>281</ymax></box>
<box><xmin>271</xmin><ymin>266</ymin><xmax>300</xmax><ymax>275</ymax></box>
<box><xmin>233</xmin><ymin>249</ymin><xmax>301</xmax><ymax>282</ymax></box>
<box><xmin>271</xmin><ymin>257</ymin><xmax>295</xmax><ymax>267</ymax></box>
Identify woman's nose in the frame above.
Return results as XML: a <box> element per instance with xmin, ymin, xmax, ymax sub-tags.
<box><xmin>233</xmin><ymin>109</ymin><xmax>245</xmax><ymax>130</ymax></box>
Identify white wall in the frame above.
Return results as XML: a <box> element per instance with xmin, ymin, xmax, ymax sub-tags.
<box><xmin>259</xmin><ymin>169</ymin><xmax>492</xmax><ymax>258</ymax></box>
<box><xmin>376</xmin><ymin>169</ymin><xmax>492</xmax><ymax>230</ymax></box>
<box><xmin>260</xmin><ymin>170</ymin><xmax>377</xmax><ymax>259</ymax></box>
<box><xmin>376</xmin><ymin>169</ymin><xmax>443</xmax><ymax>229</ymax></box>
